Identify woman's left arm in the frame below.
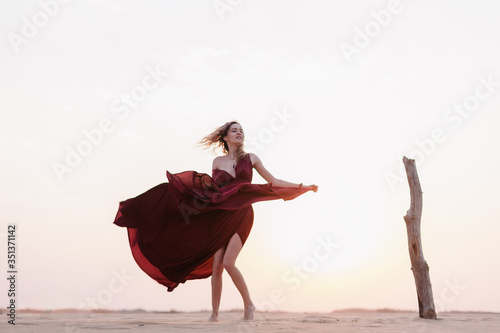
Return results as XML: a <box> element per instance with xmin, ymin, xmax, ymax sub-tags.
<box><xmin>250</xmin><ymin>153</ymin><xmax>318</xmax><ymax>191</ymax></box>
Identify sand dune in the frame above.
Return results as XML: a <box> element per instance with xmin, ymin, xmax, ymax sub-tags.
<box><xmin>1</xmin><ymin>309</ymin><xmax>499</xmax><ymax>333</ymax></box>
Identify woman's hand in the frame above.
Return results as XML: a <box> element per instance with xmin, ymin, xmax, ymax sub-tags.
<box><xmin>304</xmin><ymin>184</ymin><xmax>318</xmax><ymax>192</ymax></box>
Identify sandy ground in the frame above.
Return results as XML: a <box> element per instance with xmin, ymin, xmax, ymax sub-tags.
<box><xmin>2</xmin><ymin>310</ymin><xmax>499</xmax><ymax>333</ymax></box>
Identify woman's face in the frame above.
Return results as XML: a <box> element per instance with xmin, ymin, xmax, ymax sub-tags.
<box><xmin>224</xmin><ymin>123</ymin><xmax>244</xmax><ymax>145</ymax></box>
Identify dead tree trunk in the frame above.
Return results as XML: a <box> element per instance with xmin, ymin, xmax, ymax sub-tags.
<box><xmin>402</xmin><ymin>156</ymin><xmax>437</xmax><ymax>319</ymax></box>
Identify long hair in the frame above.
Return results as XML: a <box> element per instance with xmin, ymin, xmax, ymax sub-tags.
<box><xmin>197</xmin><ymin>121</ymin><xmax>247</xmax><ymax>162</ymax></box>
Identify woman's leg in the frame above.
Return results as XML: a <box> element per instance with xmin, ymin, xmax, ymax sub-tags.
<box><xmin>223</xmin><ymin>233</ymin><xmax>255</xmax><ymax>320</ymax></box>
<box><xmin>209</xmin><ymin>246</ymin><xmax>225</xmax><ymax>322</ymax></box>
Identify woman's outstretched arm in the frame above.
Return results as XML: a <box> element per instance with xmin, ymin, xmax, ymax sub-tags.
<box><xmin>249</xmin><ymin>153</ymin><xmax>318</xmax><ymax>192</ymax></box>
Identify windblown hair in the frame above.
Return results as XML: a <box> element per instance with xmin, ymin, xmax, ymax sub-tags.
<box><xmin>198</xmin><ymin>121</ymin><xmax>247</xmax><ymax>162</ymax></box>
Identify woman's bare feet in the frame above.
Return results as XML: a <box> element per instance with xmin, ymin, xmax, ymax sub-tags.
<box><xmin>244</xmin><ymin>304</ymin><xmax>255</xmax><ymax>320</ymax></box>
<box><xmin>208</xmin><ymin>314</ymin><xmax>218</xmax><ymax>322</ymax></box>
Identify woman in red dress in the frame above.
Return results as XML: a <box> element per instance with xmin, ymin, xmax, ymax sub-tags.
<box><xmin>113</xmin><ymin>121</ymin><xmax>318</xmax><ymax>321</ymax></box>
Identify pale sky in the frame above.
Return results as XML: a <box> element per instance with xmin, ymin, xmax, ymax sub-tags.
<box><xmin>1</xmin><ymin>0</ymin><xmax>499</xmax><ymax>314</ymax></box>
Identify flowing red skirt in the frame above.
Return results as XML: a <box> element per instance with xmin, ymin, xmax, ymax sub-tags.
<box><xmin>113</xmin><ymin>168</ymin><xmax>311</xmax><ymax>292</ymax></box>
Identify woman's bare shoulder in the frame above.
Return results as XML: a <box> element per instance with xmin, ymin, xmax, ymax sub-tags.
<box><xmin>247</xmin><ymin>152</ymin><xmax>260</xmax><ymax>166</ymax></box>
<box><xmin>212</xmin><ymin>156</ymin><xmax>222</xmax><ymax>169</ymax></box>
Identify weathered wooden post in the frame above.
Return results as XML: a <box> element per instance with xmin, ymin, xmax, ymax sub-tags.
<box><xmin>402</xmin><ymin>156</ymin><xmax>437</xmax><ymax>319</ymax></box>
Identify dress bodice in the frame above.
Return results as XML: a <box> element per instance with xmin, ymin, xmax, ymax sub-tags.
<box><xmin>212</xmin><ymin>153</ymin><xmax>253</xmax><ymax>187</ymax></box>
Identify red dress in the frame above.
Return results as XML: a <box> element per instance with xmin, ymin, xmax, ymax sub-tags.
<box><xmin>113</xmin><ymin>153</ymin><xmax>313</xmax><ymax>291</ymax></box>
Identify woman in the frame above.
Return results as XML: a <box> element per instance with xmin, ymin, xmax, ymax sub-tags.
<box><xmin>113</xmin><ymin>121</ymin><xmax>318</xmax><ymax>321</ymax></box>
